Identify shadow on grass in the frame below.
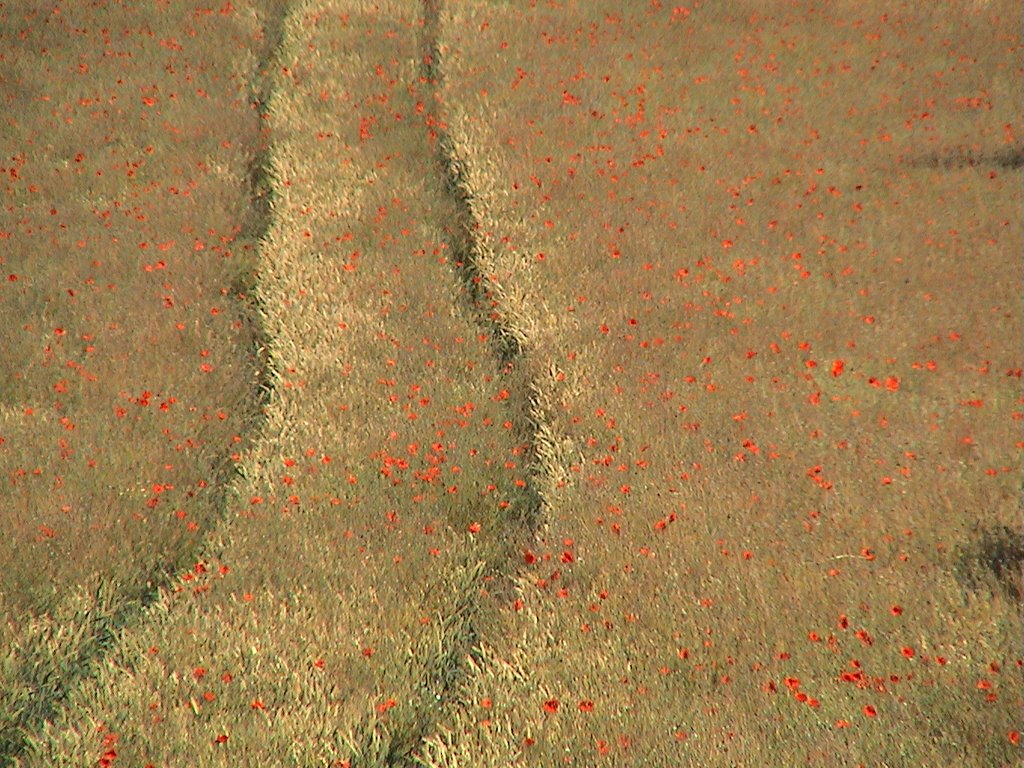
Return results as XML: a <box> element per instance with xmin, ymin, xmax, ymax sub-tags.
<box><xmin>907</xmin><ymin>144</ymin><xmax>1024</xmax><ymax>170</ymax></box>
<box><xmin>953</xmin><ymin>524</ymin><xmax>1024</xmax><ymax>605</ymax></box>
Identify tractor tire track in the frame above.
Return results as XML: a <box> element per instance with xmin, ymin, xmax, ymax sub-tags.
<box><xmin>346</xmin><ymin>2</ymin><xmax>566</xmax><ymax>765</ymax></box>
<box><xmin>422</xmin><ymin>0</ymin><xmax>549</xmax><ymax>534</ymax></box>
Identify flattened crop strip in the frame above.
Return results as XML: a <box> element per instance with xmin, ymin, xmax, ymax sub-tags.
<box><xmin>360</xmin><ymin>2</ymin><xmax>567</xmax><ymax>764</ymax></box>
<box><xmin>421</xmin><ymin>0</ymin><xmax>549</xmax><ymax>534</ymax></box>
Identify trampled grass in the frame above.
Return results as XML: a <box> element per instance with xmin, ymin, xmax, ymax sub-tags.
<box><xmin>1</xmin><ymin>1</ymin><xmax>1020</xmax><ymax>766</ymax></box>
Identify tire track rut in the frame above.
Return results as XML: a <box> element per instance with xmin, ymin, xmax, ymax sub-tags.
<box><xmin>422</xmin><ymin>0</ymin><xmax>548</xmax><ymax>534</ymax></box>
<box><xmin>346</xmin><ymin>3</ymin><xmax>561</xmax><ymax>765</ymax></box>
<box><xmin>352</xmin><ymin>2</ymin><xmax>564</xmax><ymax>765</ymax></box>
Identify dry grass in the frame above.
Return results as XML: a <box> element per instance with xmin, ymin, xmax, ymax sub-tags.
<box><xmin>426</xmin><ymin>1</ymin><xmax>1022</xmax><ymax>765</ymax></box>
<box><xmin>1</xmin><ymin>0</ymin><xmax>1020</xmax><ymax>766</ymax></box>
<box><xmin>7</xmin><ymin>2</ymin><xmax>535</xmax><ymax>765</ymax></box>
<box><xmin>0</xmin><ymin>1</ymin><xmax>278</xmax><ymax>760</ymax></box>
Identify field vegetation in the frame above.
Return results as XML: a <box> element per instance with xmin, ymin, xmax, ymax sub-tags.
<box><xmin>0</xmin><ymin>0</ymin><xmax>280</xmax><ymax>759</ymax></box>
<box><xmin>1</xmin><ymin>0</ymin><xmax>1020</xmax><ymax>766</ymax></box>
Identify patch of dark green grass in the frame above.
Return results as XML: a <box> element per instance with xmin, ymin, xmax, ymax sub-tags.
<box><xmin>954</xmin><ymin>523</ymin><xmax>1024</xmax><ymax>604</ymax></box>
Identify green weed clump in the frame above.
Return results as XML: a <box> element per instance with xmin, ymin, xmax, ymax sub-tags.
<box><xmin>955</xmin><ymin>525</ymin><xmax>1024</xmax><ymax>603</ymax></box>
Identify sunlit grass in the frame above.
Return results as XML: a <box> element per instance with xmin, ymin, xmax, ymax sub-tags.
<box><xmin>1</xmin><ymin>0</ymin><xmax>1019</xmax><ymax>766</ymax></box>
<box><xmin>427</xmin><ymin>0</ymin><xmax>1022</xmax><ymax>764</ymax></box>
<box><xmin>9</xmin><ymin>2</ymin><xmax>537</xmax><ymax>765</ymax></box>
<box><xmin>0</xmin><ymin>2</ymin><xmax>277</xmax><ymax>760</ymax></box>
